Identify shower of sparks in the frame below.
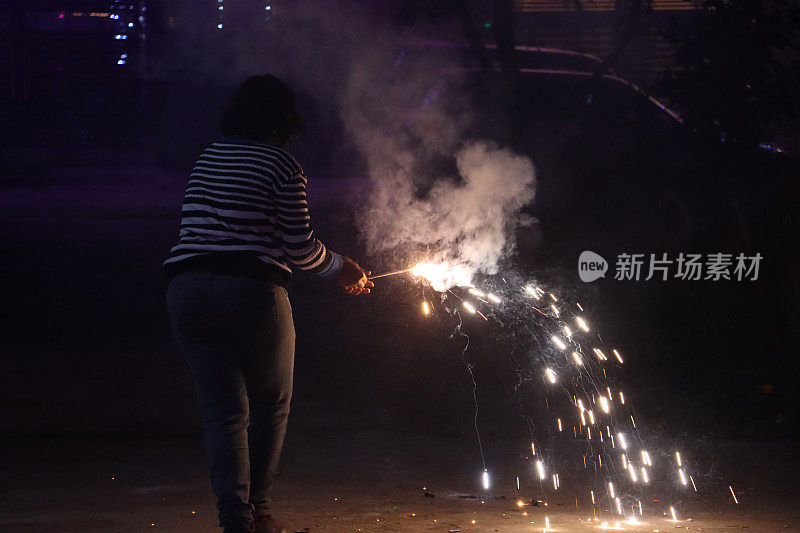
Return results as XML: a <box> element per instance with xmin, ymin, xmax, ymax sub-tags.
<box><xmin>387</xmin><ymin>259</ymin><xmax>735</xmax><ymax>527</ymax></box>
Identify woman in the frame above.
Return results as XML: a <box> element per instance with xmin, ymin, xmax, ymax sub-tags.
<box><xmin>164</xmin><ymin>74</ymin><xmax>373</xmax><ymax>533</ymax></box>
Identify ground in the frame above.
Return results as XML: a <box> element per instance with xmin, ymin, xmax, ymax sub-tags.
<box><xmin>2</xmin><ymin>430</ymin><xmax>798</xmax><ymax>533</ymax></box>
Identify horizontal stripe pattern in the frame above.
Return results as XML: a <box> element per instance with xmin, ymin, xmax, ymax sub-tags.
<box><xmin>164</xmin><ymin>141</ymin><xmax>340</xmax><ymax>277</ymax></box>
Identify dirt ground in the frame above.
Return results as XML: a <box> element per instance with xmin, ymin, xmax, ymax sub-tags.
<box><xmin>1</xmin><ymin>429</ymin><xmax>798</xmax><ymax>533</ymax></box>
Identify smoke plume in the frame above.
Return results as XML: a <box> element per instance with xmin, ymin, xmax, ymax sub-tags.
<box><xmin>340</xmin><ymin>46</ymin><xmax>537</xmax><ymax>287</ymax></box>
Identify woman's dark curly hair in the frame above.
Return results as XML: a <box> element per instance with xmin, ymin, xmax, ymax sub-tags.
<box><xmin>220</xmin><ymin>74</ymin><xmax>304</xmax><ymax>147</ymax></box>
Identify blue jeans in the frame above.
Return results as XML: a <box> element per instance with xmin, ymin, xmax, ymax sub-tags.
<box><xmin>166</xmin><ymin>271</ymin><xmax>295</xmax><ymax>528</ymax></box>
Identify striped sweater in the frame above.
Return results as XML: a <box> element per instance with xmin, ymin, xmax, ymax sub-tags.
<box><xmin>164</xmin><ymin>139</ymin><xmax>342</xmax><ymax>279</ymax></box>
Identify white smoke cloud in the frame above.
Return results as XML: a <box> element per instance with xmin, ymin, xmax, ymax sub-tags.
<box><xmin>340</xmin><ymin>48</ymin><xmax>537</xmax><ymax>288</ymax></box>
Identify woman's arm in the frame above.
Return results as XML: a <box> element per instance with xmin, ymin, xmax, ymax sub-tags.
<box><xmin>275</xmin><ymin>172</ymin><xmax>373</xmax><ymax>294</ymax></box>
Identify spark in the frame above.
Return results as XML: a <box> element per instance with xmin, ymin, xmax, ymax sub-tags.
<box><xmin>553</xmin><ymin>474</ymin><xmax>559</xmax><ymax>489</ymax></box>
<box><xmin>613</xmin><ymin>349</ymin><xmax>624</xmax><ymax>363</ymax></box>
<box><xmin>621</xmin><ymin>454</ymin><xmax>627</xmax><ymax>469</ymax></box>
<box><xmin>593</xmin><ymin>348</ymin><xmax>607</xmax><ymax>361</ymax></box>
<box><xmin>549</xmin><ymin>293</ymin><xmax>558</xmax><ymax>302</ymax></box>
<box><xmin>557</xmin><ymin>418</ymin><xmax>563</xmax><ymax>431</ymax></box>
<box><xmin>536</xmin><ymin>460</ymin><xmax>546</xmax><ymax>480</ymax></box>
<box><xmin>641</xmin><ymin>467</ymin><xmax>649</xmax><ymax>484</ymax></box>
<box><xmin>629</xmin><ymin>465</ymin><xmax>638</xmax><ymax>482</ymax></box>
<box><xmin>619</xmin><ymin>391</ymin><xmax>625</xmax><ymax>404</ymax></box>
<box><xmin>545</xmin><ymin>367</ymin><xmax>557</xmax><ymax>383</ymax></box>
<box><xmin>729</xmin><ymin>485</ymin><xmax>739</xmax><ymax>504</ymax></box>
<box><xmin>588</xmin><ymin>410</ymin><xmax>596</xmax><ymax>425</ymax></box>
<box><xmin>617</xmin><ymin>433</ymin><xmax>628</xmax><ymax>450</ymax></box>
<box><xmin>599</xmin><ymin>396</ymin><xmax>610</xmax><ymax>413</ymax></box>
<box><xmin>572</xmin><ymin>352</ymin><xmax>583</xmax><ymax>366</ymax></box>
<box><xmin>517</xmin><ymin>499</ymin><xmax>525</xmax><ymax>508</ymax></box>
<box><xmin>463</xmin><ymin>302</ymin><xmax>476</xmax><ymax>314</ymax></box>
<box><xmin>487</xmin><ymin>293</ymin><xmax>501</xmax><ymax>304</ymax></box>
<box><xmin>531</xmin><ymin>442</ymin><xmax>536</xmax><ymax>456</ymax></box>
<box><xmin>516</xmin><ymin>476</ymin><xmax>520</xmax><ymax>490</ymax></box>
<box><xmin>675</xmin><ymin>451</ymin><xmax>682</xmax><ymax>467</ymax></box>
<box><xmin>544</xmin><ymin>516</ymin><xmax>551</xmax><ymax>531</ymax></box>
<box><xmin>524</xmin><ymin>285</ymin><xmax>543</xmax><ymax>299</ymax></box>
<box><xmin>678</xmin><ymin>469</ymin><xmax>687</xmax><ymax>486</ymax></box>
<box><xmin>638</xmin><ymin>500</ymin><xmax>643</xmax><ymax>515</ymax></box>
<box><xmin>641</xmin><ymin>450</ymin><xmax>652</xmax><ymax>466</ymax></box>
<box><xmin>690</xmin><ymin>475</ymin><xmax>698</xmax><ymax>492</ymax></box>
<box><xmin>590</xmin><ymin>490</ymin><xmax>596</xmax><ymax>504</ymax></box>
<box><xmin>551</xmin><ymin>336</ymin><xmax>567</xmax><ymax>350</ymax></box>
<box><xmin>576</xmin><ymin>316</ymin><xmax>590</xmax><ymax>332</ymax></box>
<box><xmin>482</xmin><ymin>469</ymin><xmax>490</xmax><ymax>490</ymax></box>
<box><xmin>563</xmin><ymin>325</ymin><xmax>573</xmax><ymax>338</ymax></box>
<box><xmin>468</xmin><ymin>288</ymin><xmax>485</xmax><ymax>297</ymax></box>
<box><xmin>550</xmin><ymin>304</ymin><xmax>560</xmax><ymax>317</ymax></box>
<box><xmin>608</xmin><ymin>481</ymin><xmax>615</xmax><ymax>498</ymax></box>
<box><xmin>669</xmin><ymin>506</ymin><xmax>677</xmax><ymax>521</ymax></box>
<box><xmin>615</xmin><ymin>497</ymin><xmax>623</xmax><ymax>515</ymax></box>
<box><xmin>421</xmin><ymin>301</ymin><xmax>431</xmax><ymax>315</ymax></box>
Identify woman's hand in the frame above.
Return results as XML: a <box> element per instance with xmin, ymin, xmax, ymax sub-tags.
<box><xmin>337</xmin><ymin>257</ymin><xmax>374</xmax><ymax>295</ymax></box>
